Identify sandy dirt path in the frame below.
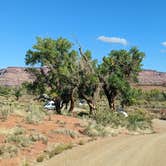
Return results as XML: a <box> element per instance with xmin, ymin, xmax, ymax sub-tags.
<box><xmin>40</xmin><ymin>119</ymin><xmax>166</xmax><ymax>166</ymax></box>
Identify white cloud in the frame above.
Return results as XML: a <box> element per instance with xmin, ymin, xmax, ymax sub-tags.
<box><xmin>97</xmin><ymin>36</ymin><xmax>128</xmax><ymax>45</ymax></box>
<box><xmin>161</xmin><ymin>42</ymin><xmax>166</xmax><ymax>47</ymax></box>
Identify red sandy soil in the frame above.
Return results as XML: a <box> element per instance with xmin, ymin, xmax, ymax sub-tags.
<box><xmin>0</xmin><ymin>114</ymin><xmax>88</xmax><ymax>166</ymax></box>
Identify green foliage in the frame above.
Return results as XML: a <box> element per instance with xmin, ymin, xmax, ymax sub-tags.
<box><xmin>0</xmin><ymin>108</ymin><xmax>9</xmax><ymax>121</ymax></box>
<box><xmin>36</xmin><ymin>154</ymin><xmax>45</xmax><ymax>162</ymax></box>
<box><xmin>99</xmin><ymin>47</ymin><xmax>145</xmax><ymax>109</ymax></box>
<box><xmin>83</xmin><ymin>122</ymin><xmax>108</xmax><ymax>137</ymax></box>
<box><xmin>5</xmin><ymin>127</ymin><xmax>30</xmax><ymax>147</ymax></box>
<box><xmin>120</xmin><ymin>87</ymin><xmax>140</xmax><ymax>107</ymax></box>
<box><xmin>127</xmin><ymin>109</ymin><xmax>152</xmax><ymax>130</ymax></box>
<box><xmin>52</xmin><ymin>129</ymin><xmax>79</xmax><ymax>138</ymax></box>
<box><xmin>0</xmin><ymin>144</ymin><xmax>18</xmax><ymax>159</ymax></box>
<box><xmin>47</xmin><ymin>143</ymin><xmax>73</xmax><ymax>158</ymax></box>
<box><xmin>11</xmin><ymin>127</ymin><xmax>25</xmax><ymax>135</ymax></box>
<box><xmin>5</xmin><ymin>126</ymin><xmax>48</xmax><ymax>149</ymax></box>
<box><xmin>6</xmin><ymin>134</ymin><xmax>32</xmax><ymax>148</ymax></box>
<box><xmin>0</xmin><ymin>86</ymin><xmax>11</xmax><ymax>97</ymax></box>
<box><xmin>142</xmin><ymin>89</ymin><xmax>166</xmax><ymax>102</ymax></box>
<box><xmin>94</xmin><ymin>109</ymin><xmax>127</xmax><ymax>127</ymax></box>
<box><xmin>0</xmin><ymin>105</ymin><xmax>12</xmax><ymax>121</ymax></box>
<box><xmin>93</xmin><ymin>108</ymin><xmax>152</xmax><ymax>131</ymax></box>
<box><xmin>25</xmin><ymin>105</ymin><xmax>46</xmax><ymax>124</ymax></box>
<box><xmin>78</xmin><ymin>50</ymin><xmax>99</xmax><ymax>106</ymax></box>
<box><xmin>25</xmin><ymin>36</ymin><xmax>146</xmax><ymax>114</ymax></box>
<box><xmin>13</xmin><ymin>87</ymin><xmax>22</xmax><ymax>100</ymax></box>
<box><xmin>29</xmin><ymin>133</ymin><xmax>48</xmax><ymax>144</ymax></box>
<box><xmin>25</xmin><ymin>37</ymin><xmax>79</xmax><ymax>113</ymax></box>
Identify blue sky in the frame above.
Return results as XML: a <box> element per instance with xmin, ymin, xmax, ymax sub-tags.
<box><xmin>0</xmin><ymin>0</ymin><xmax>166</xmax><ymax>71</ymax></box>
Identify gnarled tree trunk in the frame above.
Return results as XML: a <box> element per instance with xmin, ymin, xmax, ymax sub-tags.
<box><xmin>68</xmin><ymin>88</ymin><xmax>76</xmax><ymax>112</ymax></box>
<box><xmin>102</xmin><ymin>83</ymin><xmax>116</xmax><ymax>111</ymax></box>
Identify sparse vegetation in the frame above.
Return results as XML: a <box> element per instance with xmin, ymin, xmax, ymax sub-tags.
<box><xmin>0</xmin><ymin>144</ymin><xmax>18</xmax><ymax>159</ymax></box>
<box><xmin>0</xmin><ymin>106</ymin><xmax>10</xmax><ymax>121</ymax></box>
<box><xmin>92</xmin><ymin>108</ymin><xmax>152</xmax><ymax>131</ymax></box>
<box><xmin>93</xmin><ymin>109</ymin><xmax>127</xmax><ymax>127</ymax></box>
<box><xmin>0</xmin><ymin>35</ymin><xmax>165</xmax><ymax>166</ymax></box>
<box><xmin>25</xmin><ymin>104</ymin><xmax>46</xmax><ymax>124</ymax></box>
<box><xmin>36</xmin><ymin>154</ymin><xmax>46</xmax><ymax>162</ymax></box>
<box><xmin>52</xmin><ymin>128</ymin><xmax>79</xmax><ymax>138</ymax></box>
<box><xmin>127</xmin><ymin>109</ymin><xmax>152</xmax><ymax>130</ymax></box>
<box><xmin>5</xmin><ymin>133</ymin><xmax>32</xmax><ymax>148</ymax></box>
<box><xmin>83</xmin><ymin>122</ymin><xmax>108</xmax><ymax>137</ymax></box>
<box><xmin>4</xmin><ymin>126</ymin><xmax>48</xmax><ymax>149</ymax></box>
<box><xmin>47</xmin><ymin>143</ymin><xmax>74</xmax><ymax>158</ymax></box>
<box><xmin>29</xmin><ymin>132</ymin><xmax>48</xmax><ymax>144</ymax></box>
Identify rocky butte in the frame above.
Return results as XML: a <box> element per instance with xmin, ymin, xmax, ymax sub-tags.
<box><xmin>0</xmin><ymin>67</ymin><xmax>166</xmax><ymax>87</ymax></box>
<box><xmin>0</xmin><ymin>67</ymin><xmax>33</xmax><ymax>87</ymax></box>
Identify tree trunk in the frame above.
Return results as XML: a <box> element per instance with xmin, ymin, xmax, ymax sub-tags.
<box><xmin>87</xmin><ymin>100</ymin><xmax>96</xmax><ymax>115</ymax></box>
<box><xmin>68</xmin><ymin>89</ymin><xmax>75</xmax><ymax>112</ymax></box>
<box><xmin>103</xmin><ymin>84</ymin><xmax>116</xmax><ymax>111</ymax></box>
<box><xmin>69</xmin><ymin>98</ymin><xmax>74</xmax><ymax>112</ymax></box>
<box><xmin>54</xmin><ymin>97</ymin><xmax>62</xmax><ymax>114</ymax></box>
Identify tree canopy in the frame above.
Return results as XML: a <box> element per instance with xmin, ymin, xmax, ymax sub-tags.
<box><xmin>25</xmin><ymin>37</ymin><xmax>79</xmax><ymax>113</ymax></box>
<box><xmin>99</xmin><ymin>47</ymin><xmax>145</xmax><ymax>110</ymax></box>
<box><xmin>25</xmin><ymin>37</ymin><xmax>145</xmax><ymax>114</ymax></box>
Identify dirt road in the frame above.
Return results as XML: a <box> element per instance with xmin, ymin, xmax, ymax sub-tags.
<box><xmin>40</xmin><ymin>119</ymin><xmax>166</xmax><ymax>166</ymax></box>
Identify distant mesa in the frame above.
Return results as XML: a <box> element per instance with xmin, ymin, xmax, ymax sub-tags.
<box><xmin>138</xmin><ymin>69</ymin><xmax>166</xmax><ymax>86</ymax></box>
<box><xmin>0</xmin><ymin>67</ymin><xmax>166</xmax><ymax>87</ymax></box>
<box><xmin>0</xmin><ymin>67</ymin><xmax>33</xmax><ymax>87</ymax></box>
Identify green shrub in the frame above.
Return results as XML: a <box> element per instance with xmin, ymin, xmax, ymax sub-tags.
<box><xmin>29</xmin><ymin>133</ymin><xmax>48</xmax><ymax>144</ymax></box>
<box><xmin>36</xmin><ymin>154</ymin><xmax>45</xmax><ymax>162</ymax></box>
<box><xmin>0</xmin><ymin>86</ymin><xmax>11</xmax><ymax>97</ymax></box>
<box><xmin>5</xmin><ymin>126</ymin><xmax>32</xmax><ymax>147</ymax></box>
<box><xmin>92</xmin><ymin>108</ymin><xmax>152</xmax><ymax>131</ymax></box>
<box><xmin>48</xmin><ymin>143</ymin><xmax>73</xmax><ymax>158</ymax></box>
<box><xmin>0</xmin><ymin>107</ymin><xmax>9</xmax><ymax>121</ymax></box>
<box><xmin>13</xmin><ymin>87</ymin><xmax>22</xmax><ymax>101</ymax></box>
<box><xmin>6</xmin><ymin>134</ymin><xmax>32</xmax><ymax>147</ymax></box>
<box><xmin>25</xmin><ymin>105</ymin><xmax>46</xmax><ymax>124</ymax></box>
<box><xmin>0</xmin><ymin>104</ymin><xmax>14</xmax><ymax>121</ymax></box>
<box><xmin>0</xmin><ymin>144</ymin><xmax>18</xmax><ymax>158</ymax></box>
<box><xmin>143</xmin><ymin>90</ymin><xmax>166</xmax><ymax>102</ymax></box>
<box><xmin>52</xmin><ymin>129</ymin><xmax>79</xmax><ymax>138</ymax></box>
<box><xmin>12</xmin><ymin>127</ymin><xmax>25</xmax><ymax>135</ymax></box>
<box><xmin>127</xmin><ymin>109</ymin><xmax>152</xmax><ymax>130</ymax></box>
<box><xmin>94</xmin><ymin>109</ymin><xmax>126</xmax><ymax>127</ymax></box>
<box><xmin>83</xmin><ymin>121</ymin><xmax>108</xmax><ymax>137</ymax></box>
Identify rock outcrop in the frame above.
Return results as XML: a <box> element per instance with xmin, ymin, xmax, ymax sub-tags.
<box><xmin>0</xmin><ymin>67</ymin><xmax>33</xmax><ymax>86</ymax></box>
<box><xmin>0</xmin><ymin>67</ymin><xmax>166</xmax><ymax>87</ymax></box>
<box><xmin>138</xmin><ymin>70</ymin><xmax>166</xmax><ymax>86</ymax></box>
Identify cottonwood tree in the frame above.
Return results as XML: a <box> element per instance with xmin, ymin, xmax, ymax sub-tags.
<box><xmin>78</xmin><ymin>48</ymin><xmax>100</xmax><ymax>114</ymax></box>
<box><xmin>25</xmin><ymin>37</ymin><xmax>79</xmax><ymax>113</ymax></box>
<box><xmin>99</xmin><ymin>47</ymin><xmax>145</xmax><ymax>110</ymax></box>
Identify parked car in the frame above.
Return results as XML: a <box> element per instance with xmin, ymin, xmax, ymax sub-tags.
<box><xmin>44</xmin><ymin>101</ymin><xmax>55</xmax><ymax>110</ymax></box>
<box><xmin>117</xmin><ymin>107</ymin><xmax>128</xmax><ymax>117</ymax></box>
<box><xmin>79</xmin><ymin>99</ymin><xmax>88</xmax><ymax>106</ymax></box>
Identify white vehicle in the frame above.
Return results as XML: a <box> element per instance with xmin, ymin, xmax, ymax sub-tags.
<box><xmin>44</xmin><ymin>101</ymin><xmax>55</xmax><ymax>110</ymax></box>
<box><xmin>79</xmin><ymin>99</ymin><xmax>88</xmax><ymax>106</ymax></box>
<box><xmin>117</xmin><ymin>107</ymin><xmax>128</xmax><ymax>117</ymax></box>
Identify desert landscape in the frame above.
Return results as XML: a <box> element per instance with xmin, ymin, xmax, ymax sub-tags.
<box><xmin>1</xmin><ymin>1</ymin><xmax>166</xmax><ymax>166</ymax></box>
<box><xmin>0</xmin><ymin>65</ymin><xmax>166</xmax><ymax>166</ymax></box>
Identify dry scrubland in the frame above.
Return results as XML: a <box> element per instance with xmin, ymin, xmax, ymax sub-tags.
<box><xmin>41</xmin><ymin>119</ymin><xmax>166</xmax><ymax>166</ymax></box>
<box><xmin>0</xmin><ymin>86</ymin><xmax>165</xmax><ymax>166</ymax></box>
<box><xmin>0</xmin><ymin>28</ymin><xmax>165</xmax><ymax>166</ymax></box>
